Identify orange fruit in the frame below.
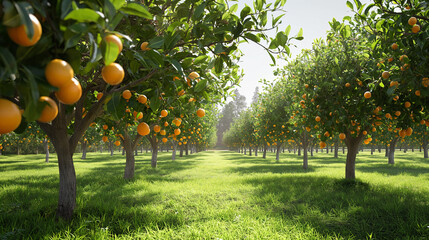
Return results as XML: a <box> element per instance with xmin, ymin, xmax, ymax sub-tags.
<box><xmin>405</xmin><ymin>127</ymin><xmax>413</xmax><ymax>136</ymax></box>
<box><xmin>399</xmin><ymin>130</ymin><xmax>406</xmax><ymax>138</ymax></box>
<box><xmin>0</xmin><ymin>98</ymin><xmax>22</xmax><ymax>134</ymax></box>
<box><xmin>137</xmin><ymin>122</ymin><xmax>150</xmax><ymax>136</ymax></box>
<box><xmin>404</xmin><ymin>102</ymin><xmax>411</xmax><ymax>108</ymax></box>
<box><xmin>196</xmin><ymin>108</ymin><xmax>205</xmax><ymax>117</ymax></box>
<box><xmin>140</xmin><ymin>42</ymin><xmax>150</xmax><ymax>51</ymax></box>
<box><xmin>364</xmin><ymin>91</ymin><xmax>371</xmax><ymax>99</ymax></box>
<box><xmin>160</xmin><ymin>109</ymin><xmax>168</xmax><ymax>117</ymax></box>
<box><xmin>412</xmin><ymin>25</ymin><xmax>420</xmax><ymax>33</ymax></box>
<box><xmin>102</xmin><ymin>63</ymin><xmax>124</xmax><ymax>85</ymax></box>
<box><xmin>345</xmin><ymin>83</ymin><xmax>350</xmax><ymax>87</ymax></box>
<box><xmin>164</xmin><ymin>121</ymin><xmax>169</xmax><ymax>127</ymax></box>
<box><xmin>304</xmin><ymin>84</ymin><xmax>309</xmax><ymax>88</ymax></box>
<box><xmin>388</xmin><ymin>57</ymin><xmax>394</xmax><ymax>62</ymax></box>
<box><xmin>174</xmin><ymin>128</ymin><xmax>181</xmax><ymax>135</ymax></box>
<box><xmin>391</xmin><ymin>43</ymin><xmax>398</xmax><ymax>50</ymax></box>
<box><xmin>339</xmin><ymin>133</ymin><xmax>346</xmax><ymax>140</ymax></box>
<box><xmin>114</xmin><ymin>140</ymin><xmax>121</xmax><ymax>146</ymax></box>
<box><xmin>178</xmin><ymin>90</ymin><xmax>185</xmax><ymax>96</ymax></box>
<box><xmin>315</xmin><ymin>116</ymin><xmax>321</xmax><ymax>122</ymax></box>
<box><xmin>153</xmin><ymin>125</ymin><xmax>161</xmax><ymax>133</ymax></box>
<box><xmin>55</xmin><ymin>78</ymin><xmax>82</xmax><ymax>105</ymax></box>
<box><xmin>363</xmin><ymin>131</ymin><xmax>367</xmax><ymax>135</ymax></box>
<box><xmin>103</xmin><ymin>124</ymin><xmax>108</xmax><ymax>130</ymax></box>
<box><xmin>324</xmin><ymin>131</ymin><xmax>330</xmax><ymax>137</ymax></box>
<box><xmin>408</xmin><ymin>17</ymin><xmax>417</xmax><ymax>26</ymax></box>
<box><xmin>399</xmin><ymin>55</ymin><xmax>408</xmax><ymax>62</ymax></box>
<box><xmin>382</xmin><ymin>71</ymin><xmax>390</xmax><ymax>79</ymax></box>
<box><xmin>104</xmin><ymin>34</ymin><xmax>122</xmax><ymax>53</ymax></box>
<box><xmin>122</xmin><ymin>90</ymin><xmax>132</xmax><ymax>99</ymax></box>
<box><xmin>188</xmin><ymin>72</ymin><xmax>200</xmax><ymax>80</ymax></box>
<box><xmin>45</xmin><ymin>59</ymin><xmax>74</xmax><ymax>87</ymax></box>
<box><xmin>415</xmin><ymin>90</ymin><xmax>420</xmax><ymax>96</ymax></box>
<box><xmin>138</xmin><ymin>95</ymin><xmax>147</xmax><ymax>104</ymax></box>
<box><xmin>160</xmin><ymin>130</ymin><xmax>166</xmax><ymax>135</ymax></box>
<box><xmin>385</xmin><ymin>113</ymin><xmax>392</xmax><ymax>119</ymax></box>
<box><xmin>319</xmin><ymin>141</ymin><xmax>327</xmax><ymax>149</ymax></box>
<box><xmin>97</xmin><ymin>92</ymin><xmax>103</xmax><ymax>100</ymax></box>
<box><xmin>102</xmin><ymin>136</ymin><xmax>108</xmax><ymax>142</ymax></box>
<box><xmin>37</xmin><ymin>96</ymin><xmax>58</xmax><ymax>123</ymax></box>
<box><xmin>162</xmin><ymin>138</ymin><xmax>168</xmax><ymax>143</ymax></box>
<box><xmin>395</xmin><ymin>111</ymin><xmax>401</xmax><ymax>116</ymax></box>
<box><xmin>7</xmin><ymin>14</ymin><xmax>42</xmax><ymax>47</ymax></box>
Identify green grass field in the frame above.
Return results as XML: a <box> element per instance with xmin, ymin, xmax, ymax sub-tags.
<box><xmin>1</xmin><ymin>150</ymin><xmax>428</xmax><ymax>239</ymax></box>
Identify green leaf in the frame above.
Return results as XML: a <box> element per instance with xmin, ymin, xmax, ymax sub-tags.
<box><xmin>150</xmin><ymin>97</ymin><xmax>161</xmax><ymax>112</ymax></box>
<box><xmin>103</xmin><ymin>0</ymin><xmax>117</xmax><ymax>20</ymax></box>
<box><xmin>346</xmin><ymin>1</ymin><xmax>353</xmax><ymax>11</ymax></box>
<box><xmin>214</xmin><ymin>57</ymin><xmax>223</xmax><ymax>74</ymax></box>
<box><xmin>60</xmin><ymin>0</ymin><xmax>73</xmax><ymax>19</ymax></box>
<box><xmin>149</xmin><ymin>36</ymin><xmax>164</xmax><ymax>49</ymax></box>
<box><xmin>387</xmin><ymin>86</ymin><xmax>396</xmax><ymax>96</ymax></box>
<box><xmin>14</xmin><ymin>2</ymin><xmax>34</xmax><ymax>38</ymax></box>
<box><xmin>268</xmin><ymin>51</ymin><xmax>276</xmax><ymax>65</ymax></box>
<box><xmin>64</xmin><ymin>9</ymin><xmax>101</xmax><ymax>22</ymax></box>
<box><xmin>214</xmin><ymin>44</ymin><xmax>224</xmax><ymax>54</ymax></box>
<box><xmin>0</xmin><ymin>48</ymin><xmax>17</xmax><ymax>77</ymax></box>
<box><xmin>146</xmin><ymin>50</ymin><xmax>164</xmax><ymax>67</ymax></box>
<box><xmin>182</xmin><ymin>57</ymin><xmax>194</xmax><ymax>69</ymax></box>
<box><xmin>375</xmin><ymin>19</ymin><xmax>385</xmax><ymax>31</ymax></box>
<box><xmin>120</xmin><ymin>3</ymin><xmax>152</xmax><ymax>19</ymax></box>
<box><xmin>269</xmin><ymin>39</ymin><xmax>278</xmax><ymax>49</ymax></box>
<box><xmin>2</xmin><ymin>1</ymin><xmax>20</xmax><ymax>27</ymax></box>
<box><xmin>285</xmin><ymin>25</ymin><xmax>291</xmax><ymax>37</ymax></box>
<box><xmin>276</xmin><ymin>32</ymin><xmax>287</xmax><ymax>46</ymax></box>
<box><xmin>296</xmin><ymin>28</ymin><xmax>304</xmax><ymax>40</ymax></box>
<box><xmin>230</xmin><ymin>4</ymin><xmax>238</xmax><ymax>13</ymax></box>
<box><xmin>103</xmin><ymin>41</ymin><xmax>119</xmax><ymax>65</ymax></box>
<box><xmin>193</xmin><ymin>3</ymin><xmax>206</xmax><ymax>21</ymax></box>
<box><xmin>111</xmin><ymin>0</ymin><xmax>126</xmax><ymax>10</ymax></box>
<box><xmin>194</xmin><ymin>79</ymin><xmax>208</xmax><ymax>92</ymax></box>
<box><xmin>255</xmin><ymin>0</ymin><xmax>263</xmax><ymax>11</ymax></box>
<box><xmin>168</xmin><ymin>58</ymin><xmax>184</xmax><ymax>76</ymax></box>
<box><xmin>244</xmin><ymin>33</ymin><xmax>260</xmax><ymax>43</ymax></box>
<box><xmin>107</xmin><ymin>93</ymin><xmax>122</xmax><ymax>120</ymax></box>
<box><xmin>343</xmin><ymin>16</ymin><xmax>351</xmax><ymax>22</ymax></box>
<box><xmin>272</xmin><ymin>14</ymin><xmax>284</xmax><ymax>27</ymax></box>
<box><xmin>193</xmin><ymin>55</ymin><xmax>208</xmax><ymax>65</ymax></box>
<box><xmin>88</xmin><ymin>33</ymin><xmax>99</xmax><ymax>63</ymax></box>
<box><xmin>240</xmin><ymin>5</ymin><xmax>251</xmax><ymax>20</ymax></box>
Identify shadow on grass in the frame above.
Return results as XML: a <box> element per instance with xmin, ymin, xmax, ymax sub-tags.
<box><xmin>245</xmin><ymin>175</ymin><xmax>429</xmax><ymax>239</ymax></box>
<box><xmin>358</xmin><ymin>163</ymin><xmax>429</xmax><ymax>177</ymax></box>
<box><xmin>0</xmin><ymin>151</ymin><xmax>203</xmax><ymax>239</ymax></box>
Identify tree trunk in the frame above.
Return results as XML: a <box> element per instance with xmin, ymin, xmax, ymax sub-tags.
<box><xmin>385</xmin><ymin>144</ymin><xmax>389</xmax><ymax>157</ymax></box>
<box><xmin>44</xmin><ymin>138</ymin><xmax>49</xmax><ymax>163</ymax></box>
<box><xmin>298</xmin><ymin>145</ymin><xmax>301</xmax><ymax>156</ymax></box>
<box><xmin>249</xmin><ymin>146</ymin><xmax>252</xmax><ymax>156</ymax></box>
<box><xmin>276</xmin><ymin>143</ymin><xmax>282</xmax><ymax>162</ymax></box>
<box><xmin>180</xmin><ymin>145</ymin><xmax>183</xmax><ymax>157</ymax></box>
<box><xmin>148</xmin><ymin>136</ymin><xmax>159</xmax><ymax>168</ymax></box>
<box><xmin>342</xmin><ymin>146</ymin><xmax>345</xmax><ymax>154</ymax></box>
<box><xmin>344</xmin><ymin>132</ymin><xmax>364</xmax><ymax>180</ymax></box>
<box><xmin>388</xmin><ymin>137</ymin><xmax>398</xmax><ymax>165</ymax></box>
<box><xmin>255</xmin><ymin>145</ymin><xmax>258</xmax><ymax>156</ymax></box>
<box><xmin>244</xmin><ymin>147</ymin><xmax>246</xmax><ymax>155</ymax></box>
<box><xmin>301</xmin><ymin>132</ymin><xmax>309</xmax><ymax>170</ymax></box>
<box><xmin>185</xmin><ymin>144</ymin><xmax>189</xmax><ymax>156</ymax></box>
<box><xmin>81</xmin><ymin>141</ymin><xmax>87</xmax><ymax>159</ymax></box>
<box><xmin>310</xmin><ymin>144</ymin><xmax>314</xmax><ymax>157</ymax></box>
<box><xmin>423</xmin><ymin>137</ymin><xmax>428</xmax><ymax>158</ymax></box>
<box><xmin>370</xmin><ymin>145</ymin><xmax>374</xmax><ymax>155</ymax></box>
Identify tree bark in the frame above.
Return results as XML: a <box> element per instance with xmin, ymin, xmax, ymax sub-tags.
<box><xmin>172</xmin><ymin>142</ymin><xmax>177</xmax><ymax>161</ymax></box>
<box><xmin>148</xmin><ymin>136</ymin><xmax>159</xmax><ymax>168</ymax></box>
<box><xmin>423</xmin><ymin>137</ymin><xmax>428</xmax><ymax>158</ymax></box>
<box><xmin>180</xmin><ymin>145</ymin><xmax>183</xmax><ymax>157</ymax></box>
<box><xmin>385</xmin><ymin>144</ymin><xmax>389</xmax><ymax>157</ymax></box>
<box><xmin>254</xmin><ymin>145</ymin><xmax>258</xmax><ymax>156</ymax></box>
<box><xmin>185</xmin><ymin>144</ymin><xmax>189</xmax><ymax>156</ymax></box>
<box><xmin>249</xmin><ymin>146</ymin><xmax>252</xmax><ymax>156</ymax></box>
<box><xmin>81</xmin><ymin>141</ymin><xmax>87</xmax><ymax>159</ymax></box>
<box><xmin>262</xmin><ymin>144</ymin><xmax>267</xmax><ymax>159</ymax></box>
<box><xmin>275</xmin><ymin>143</ymin><xmax>282</xmax><ymax>162</ymax></box>
<box><xmin>388</xmin><ymin>137</ymin><xmax>398</xmax><ymax>165</ymax></box>
<box><xmin>298</xmin><ymin>145</ymin><xmax>301</xmax><ymax>156</ymax></box>
<box><xmin>344</xmin><ymin>132</ymin><xmax>364</xmax><ymax>180</ymax></box>
<box><xmin>334</xmin><ymin>140</ymin><xmax>339</xmax><ymax>158</ymax></box>
<box><xmin>301</xmin><ymin>132</ymin><xmax>309</xmax><ymax>170</ymax></box>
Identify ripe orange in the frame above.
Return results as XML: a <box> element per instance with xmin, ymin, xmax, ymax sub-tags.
<box><xmin>164</xmin><ymin>121</ymin><xmax>169</xmax><ymax>127</ymax></box>
<box><xmin>97</xmin><ymin>92</ymin><xmax>103</xmax><ymax>100</ymax></box>
<box><xmin>405</xmin><ymin>127</ymin><xmax>413</xmax><ymax>136</ymax></box>
<box><xmin>122</xmin><ymin>90</ymin><xmax>132</xmax><ymax>99</ymax></box>
<box><xmin>45</xmin><ymin>59</ymin><xmax>74</xmax><ymax>87</ymax></box>
<box><xmin>345</xmin><ymin>83</ymin><xmax>350</xmax><ymax>87</ymax></box>
<box><xmin>391</xmin><ymin>43</ymin><xmax>398</xmax><ymax>50</ymax></box>
<box><xmin>178</xmin><ymin>90</ymin><xmax>185</xmax><ymax>96</ymax></box>
<box><xmin>55</xmin><ymin>78</ymin><xmax>82</xmax><ymax>105</ymax></box>
<box><xmin>324</xmin><ymin>131</ymin><xmax>330</xmax><ymax>137</ymax></box>
<box><xmin>160</xmin><ymin>109</ymin><xmax>168</xmax><ymax>117</ymax></box>
<box><xmin>174</xmin><ymin>128</ymin><xmax>181</xmax><ymax>135</ymax></box>
<box><xmin>408</xmin><ymin>17</ymin><xmax>417</xmax><ymax>26</ymax></box>
<box><xmin>103</xmin><ymin>124</ymin><xmax>108</xmax><ymax>130</ymax></box>
<box><xmin>160</xmin><ymin>130</ymin><xmax>166</xmax><ymax>136</ymax></box>
<box><xmin>339</xmin><ymin>133</ymin><xmax>346</xmax><ymax>140</ymax></box>
<box><xmin>102</xmin><ymin>136</ymin><xmax>108</xmax><ymax>142</ymax></box>
<box><xmin>37</xmin><ymin>96</ymin><xmax>58</xmax><ymax>123</ymax></box>
<box><xmin>399</xmin><ymin>55</ymin><xmax>408</xmax><ymax>62</ymax></box>
<box><xmin>7</xmin><ymin>14</ymin><xmax>42</xmax><ymax>47</ymax></box>
<box><xmin>162</xmin><ymin>138</ymin><xmax>168</xmax><ymax>143</ymax></box>
<box><xmin>399</xmin><ymin>130</ymin><xmax>406</xmax><ymax>138</ymax></box>
<box><xmin>363</xmin><ymin>131</ymin><xmax>367</xmax><ymax>135</ymax></box>
<box><xmin>153</xmin><ymin>125</ymin><xmax>161</xmax><ymax>133</ymax></box>
<box><xmin>188</xmin><ymin>72</ymin><xmax>200</xmax><ymax>80</ymax></box>
<box><xmin>304</xmin><ymin>84</ymin><xmax>309</xmax><ymax>88</ymax></box>
<box><xmin>385</xmin><ymin>113</ymin><xmax>392</xmax><ymax>119</ymax></box>
<box><xmin>104</xmin><ymin>34</ymin><xmax>122</xmax><ymax>53</ymax></box>
<box><xmin>196</xmin><ymin>108</ymin><xmax>205</xmax><ymax>117</ymax></box>
<box><xmin>102</xmin><ymin>63</ymin><xmax>124</xmax><ymax>85</ymax></box>
<box><xmin>422</xmin><ymin>78</ymin><xmax>429</xmax><ymax>87</ymax></box>
<box><xmin>140</xmin><ymin>42</ymin><xmax>150</xmax><ymax>51</ymax></box>
<box><xmin>404</xmin><ymin>102</ymin><xmax>411</xmax><ymax>108</ymax></box>
<box><xmin>138</xmin><ymin>95</ymin><xmax>147</xmax><ymax>104</ymax></box>
<box><xmin>382</xmin><ymin>71</ymin><xmax>390</xmax><ymax>79</ymax></box>
<box><xmin>315</xmin><ymin>116</ymin><xmax>321</xmax><ymax>122</ymax></box>
<box><xmin>319</xmin><ymin>141</ymin><xmax>327</xmax><ymax>149</ymax></box>
<box><xmin>114</xmin><ymin>140</ymin><xmax>121</xmax><ymax>146</ymax></box>
<box><xmin>137</xmin><ymin>122</ymin><xmax>150</xmax><ymax>136</ymax></box>
<box><xmin>0</xmin><ymin>98</ymin><xmax>22</xmax><ymax>134</ymax></box>
<box><xmin>364</xmin><ymin>91</ymin><xmax>371</xmax><ymax>99</ymax></box>
<box><xmin>415</xmin><ymin>90</ymin><xmax>420</xmax><ymax>96</ymax></box>
<box><xmin>412</xmin><ymin>24</ymin><xmax>420</xmax><ymax>33</ymax></box>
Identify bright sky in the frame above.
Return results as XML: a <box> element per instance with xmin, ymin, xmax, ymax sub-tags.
<box><xmin>236</xmin><ymin>0</ymin><xmax>372</xmax><ymax>107</ymax></box>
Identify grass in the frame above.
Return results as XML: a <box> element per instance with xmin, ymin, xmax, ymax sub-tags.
<box><xmin>0</xmin><ymin>149</ymin><xmax>428</xmax><ymax>239</ymax></box>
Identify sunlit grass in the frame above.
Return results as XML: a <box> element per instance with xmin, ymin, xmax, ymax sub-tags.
<box><xmin>0</xmin><ymin>149</ymin><xmax>428</xmax><ymax>239</ymax></box>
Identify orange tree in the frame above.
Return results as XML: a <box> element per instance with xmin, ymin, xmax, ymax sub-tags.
<box><xmin>1</xmin><ymin>0</ymin><xmax>300</xmax><ymax>219</ymax></box>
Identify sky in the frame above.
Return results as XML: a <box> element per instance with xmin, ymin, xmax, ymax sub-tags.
<box><xmin>236</xmin><ymin>0</ymin><xmax>371</xmax><ymax>107</ymax></box>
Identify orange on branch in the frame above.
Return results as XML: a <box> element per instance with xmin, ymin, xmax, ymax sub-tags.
<box><xmin>55</xmin><ymin>78</ymin><xmax>82</xmax><ymax>105</ymax></box>
<box><xmin>7</xmin><ymin>14</ymin><xmax>42</xmax><ymax>47</ymax></box>
<box><xmin>137</xmin><ymin>122</ymin><xmax>150</xmax><ymax>136</ymax></box>
<box><xmin>104</xmin><ymin>34</ymin><xmax>123</xmax><ymax>53</ymax></box>
<box><xmin>138</xmin><ymin>95</ymin><xmax>148</xmax><ymax>104</ymax></box>
<box><xmin>382</xmin><ymin>71</ymin><xmax>390</xmax><ymax>79</ymax></box>
<box><xmin>37</xmin><ymin>96</ymin><xmax>58</xmax><ymax>123</ymax></box>
<box><xmin>45</xmin><ymin>59</ymin><xmax>74</xmax><ymax>87</ymax></box>
<box><xmin>122</xmin><ymin>90</ymin><xmax>132</xmax><ymax>99</ymax></box>
<box><xmin>153</xmin><ymin>125</ymin><xmax>161</xmax><ymax>133</ymax></box>
<box><xmin>161</xmin><ymin>110</ymin><xmax>168</xmax><ymax>117</ymax></box>
<box><xmin>364</xmin><ymin>91</ymin><xmax>371</xmax><ymax>99</ymax></box>
<box><xmin>196</xmin><ymin>108</ymin><xmax>205</xmax><ymax>117</ymax></box>
<box><xmin>140</xmin><ymin>42</ymin><xmax>150</xmax><ymax>51</ymax></box>
<box><xmin>0</xmin><ymin>98</ymin><xmax>22</xmax><ymax>134</ymax></box>
<box><xmin>102</xmin><ymin>63</ymin><xmax>124</xmax><ymax>85</ymax></box>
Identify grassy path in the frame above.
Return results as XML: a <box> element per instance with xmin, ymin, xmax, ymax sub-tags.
<box><xmin>0</xmin><ymin>150</ymin><xmax>428</xmax><ymax>239</ymax></box>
